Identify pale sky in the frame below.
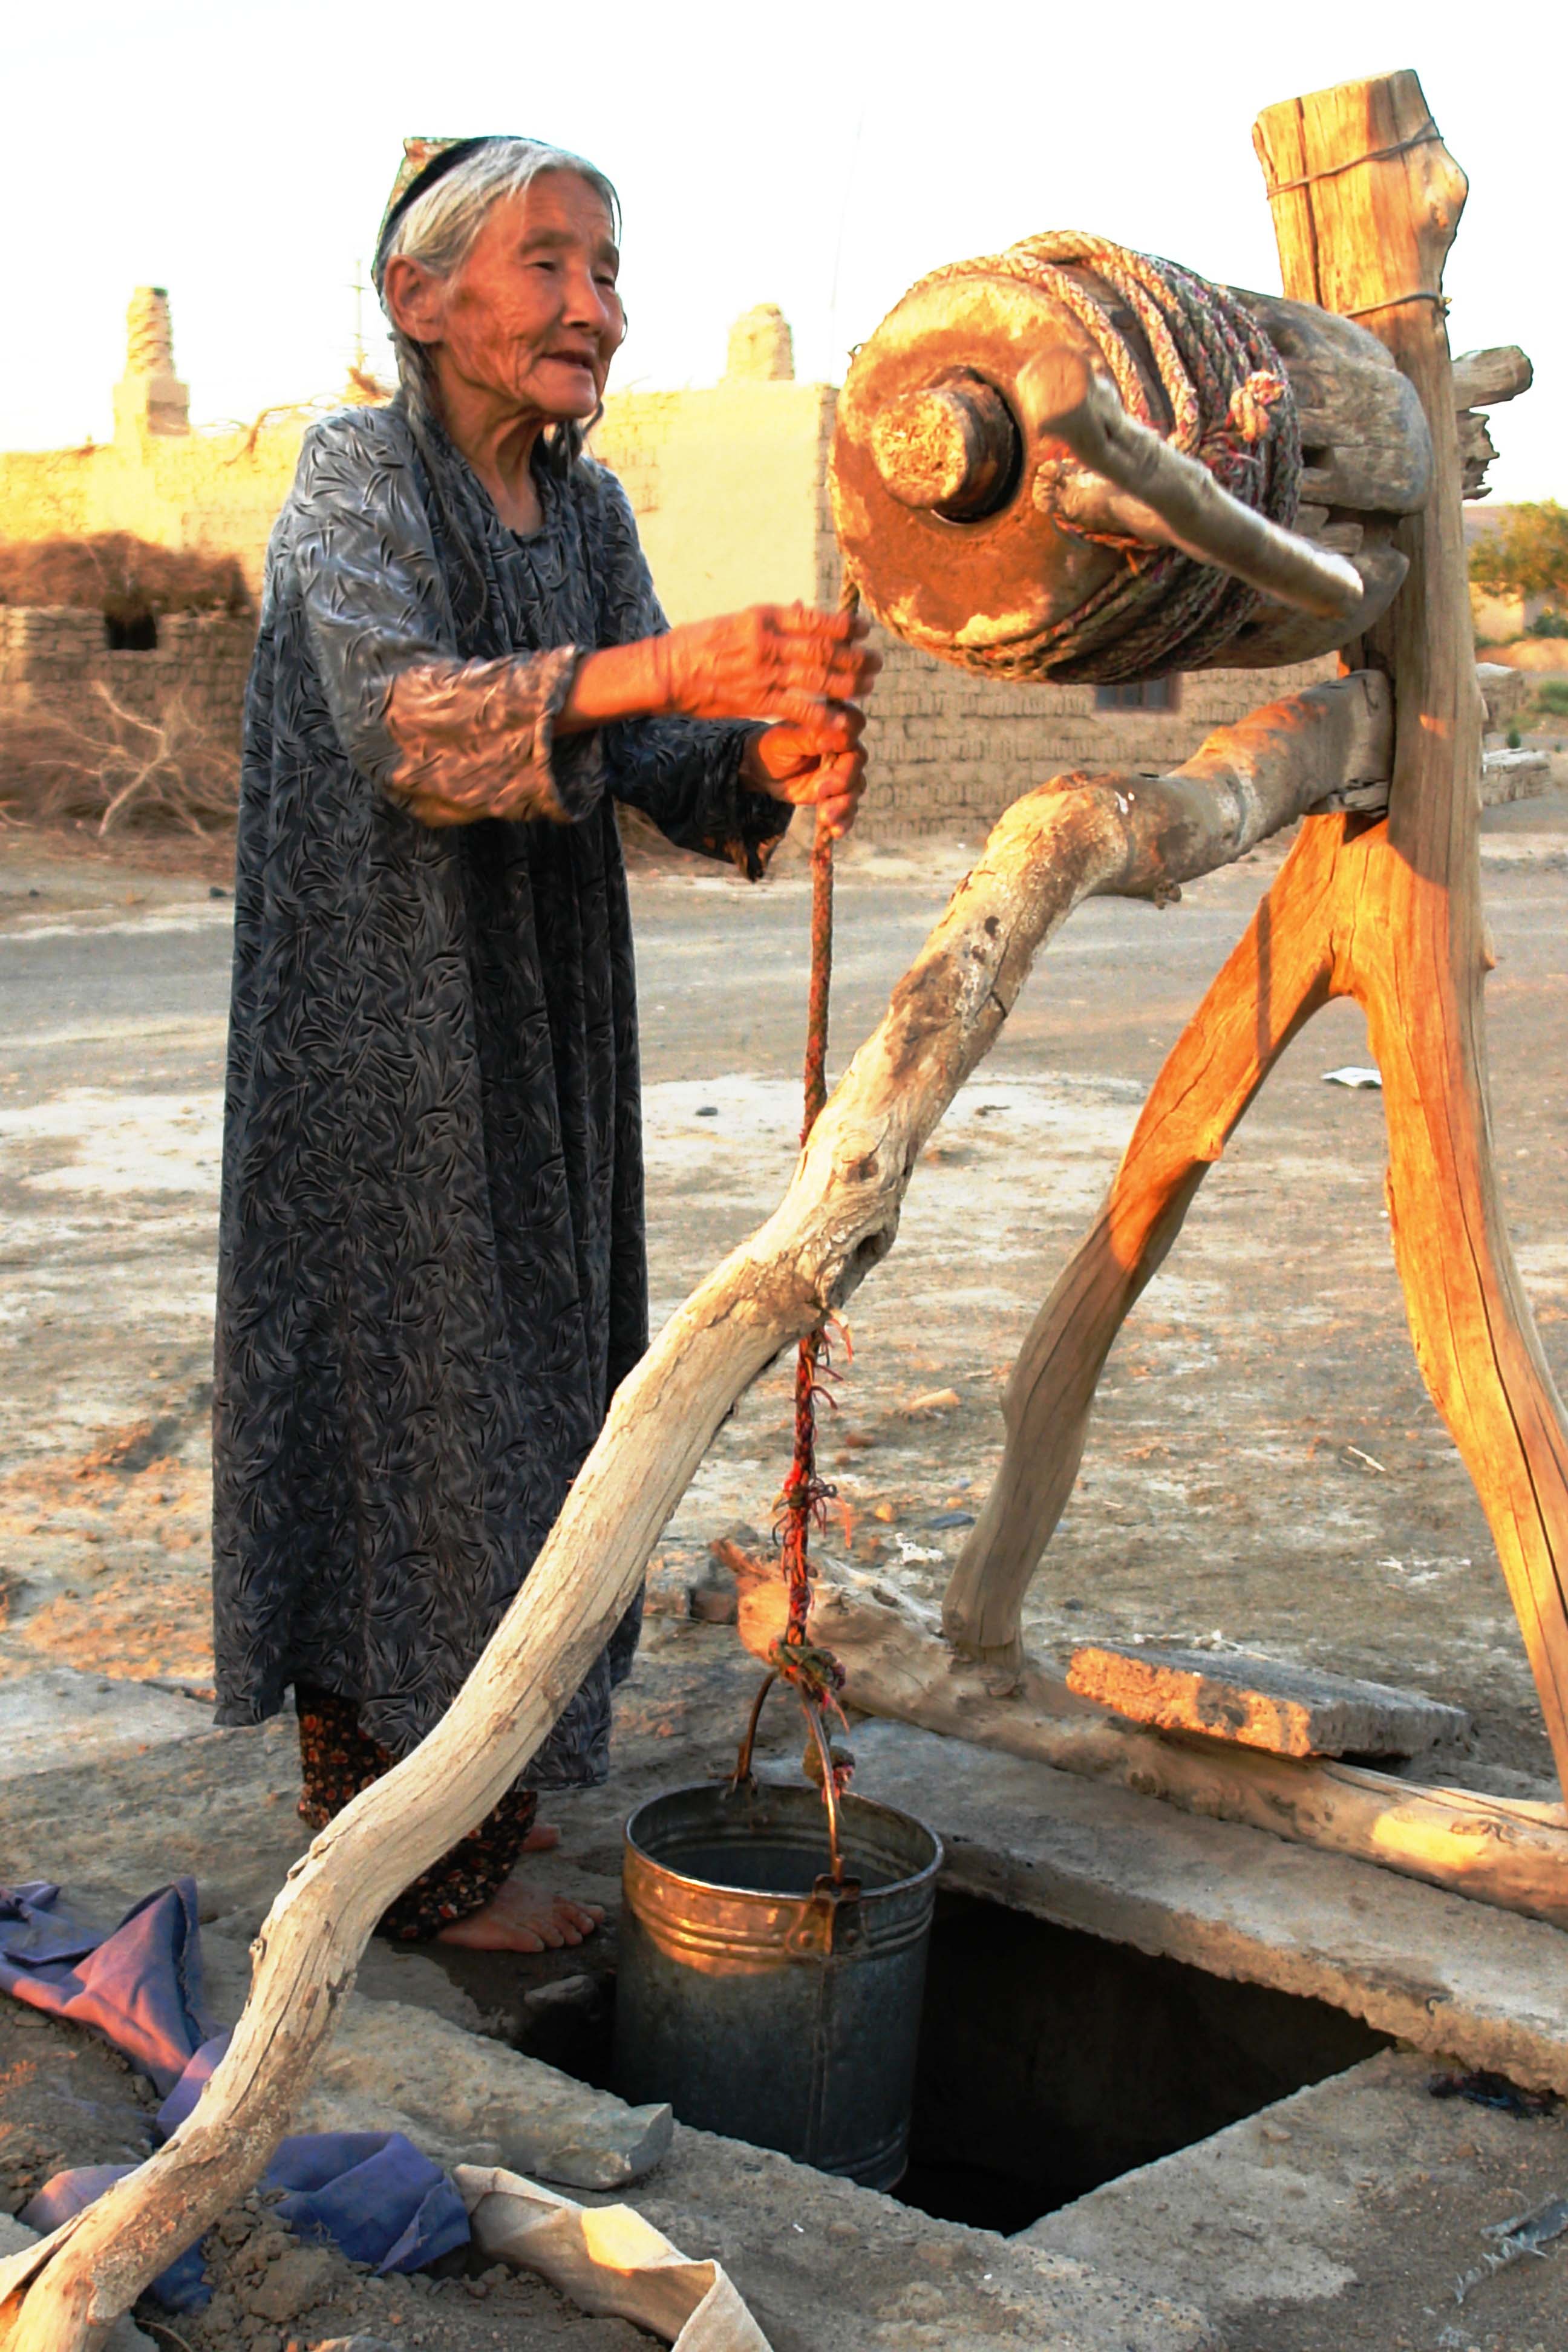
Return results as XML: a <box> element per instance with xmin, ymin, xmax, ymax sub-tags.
<box><xmin>13</xmin><ymin>0</ymin><xmax>1564</xmax><ymax>501</ymax></box>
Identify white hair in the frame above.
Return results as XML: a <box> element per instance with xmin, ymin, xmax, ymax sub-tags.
<box><xmin>377</xmin><ymin>137</ymin><xmax>621</xmax><ymax>460</ymax></box>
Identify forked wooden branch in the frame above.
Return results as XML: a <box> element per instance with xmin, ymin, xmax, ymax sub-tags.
<box><xmin>942</xmin><ymin>810</ymin><xmax>1345</xmax><ymax>1661</ymax></box>
<box><xmin>946</xmin><ymin>68</ymin><xmax>1568</xmax><ymax>1798</ymax></box>
<box><xmin>0</xmin><ymin>681</ymin><xmax>1379</xmax><ymax>2350</ymax></box>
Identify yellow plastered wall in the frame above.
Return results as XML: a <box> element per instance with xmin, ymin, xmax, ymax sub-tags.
<box><xmin>0</xmin><ymin>420</ymin><xmax>308</xmax><ymax>596</ymax></box>
<box><xmin>591</xmin><ymin>380</ymin><xmax>838</xmax><ymax>622</ymax></box>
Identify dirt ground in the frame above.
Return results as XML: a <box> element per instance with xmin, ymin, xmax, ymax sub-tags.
<box><xmin>0</xmin><ymin>2000</ymin><xmax>651</xmax><ymax>2352</ymax></box>
<box><xmin>0</xmin><ymin>783</ymin><xmax>1566</xmax><ymax>1795</ymax></box>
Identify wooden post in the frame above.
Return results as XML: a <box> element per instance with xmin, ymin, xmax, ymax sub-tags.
<box><xmin>945</xmin><ymin>71</ymin><xmax>1568</xmax><ymax>1796</ymax></box>
<box><xmin>1258</xmin><ymin>74</ymin><xmax>1568</xmax><ymax>1779</ymax></box>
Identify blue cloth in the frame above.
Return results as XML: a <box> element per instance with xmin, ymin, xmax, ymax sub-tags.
<box><xmin>21</xmin><ymin>2167</ymin><xmax>210</xmax><ymax>2312</ymax></box>
<box><xmin>4</xmin><ymin>1880</ymin><xmax>470</xmax><ymax>2305</ymax></box>
<box><xmin>0</xmin><ymin>1880</ymin><xmax>210</xmax><ymax>2093</ymax></box>
<box><xmin>158</xmin><ymin>2032</ymin><xmax>468</xmax><ymax>2270</ymax></box>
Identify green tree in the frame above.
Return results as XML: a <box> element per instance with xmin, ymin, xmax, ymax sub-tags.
<box><xmin>1469</xmin><ymin>501</ymin><xmax>1568</xmax><ymax>604</ymax></box>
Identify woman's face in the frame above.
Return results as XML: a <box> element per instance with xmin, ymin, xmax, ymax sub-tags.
<box><xmin>397</xmin><ymin>170</ymin><xmax>626</xmax><ymax>422</ymax></box>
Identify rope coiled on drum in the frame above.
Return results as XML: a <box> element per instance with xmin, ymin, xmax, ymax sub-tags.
<box><xmin>913</xmin><ymin>233</ymin><xmax>1302</xmax><ymax>683</ymax></box>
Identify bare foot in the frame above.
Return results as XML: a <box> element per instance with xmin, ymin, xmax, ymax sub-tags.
<box><xmin>436</xmin><ymin>1863</ymin><xmax>605</xmax><ymax>1954</ymax></box>
<box><xmin>521</xmin><ymin>1820</ymin><xmax>561</xmax><ymax>1855</ymax></box>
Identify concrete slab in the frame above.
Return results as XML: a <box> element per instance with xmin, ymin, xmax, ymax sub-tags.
<box><xmin>1064</xmin><ymin>1642</ymin><xmax>1469</xmax><ymax>1759</ymax></box>
<box><xmin>577</xmin><ymin>2122</ymin><xmax>1219</xmax><ymax>2352</ymax></box>
<box><xmin>849</xmin><ymin>1718</ymin><xmax>1568</xmax><ymax>2093</ymax></box>
<box><xmin>1024</xmin><ymin>2048</ymin><xmax>1568</xmax><ymax>2350</ymax></box>
<box><xmin>0</xmin><ymin>1715</ymin><xmax>307</xmax><ymax>1922</ymax></box>
<box><xmin>0</xmin><ymin>1665</ymin><xmax>212</xmax><ymax>1781</ymax></box>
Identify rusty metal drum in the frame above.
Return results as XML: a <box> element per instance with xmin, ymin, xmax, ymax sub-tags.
<box><xmin>614</xmin><ymin>1779</ymin><xmax>942</xmax><ymax>2189</ymax></box>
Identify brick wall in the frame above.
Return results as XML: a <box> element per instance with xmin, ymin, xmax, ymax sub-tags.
<box><xmin>0</xmin><ymin>606</ymin><xmax>254</xmax><ymax>742</ymax></box>
<box><xmin>2</xmin><ymin>361</ymin><xmax>1337</xmax><ymax>840</ymax></box>
<box><xmin>853</xmin><ymin>638</ymin><xmax>1337</xmax><ymax>841</ymax></box>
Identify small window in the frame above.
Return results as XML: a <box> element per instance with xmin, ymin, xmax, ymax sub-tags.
<box><xmin>104</xmin><ymin>611</ymin><xmax>158</xmax><ymax>652</ymax></box>
<box><xmin>1095</xmin><ymin>675</ymin><xmax>1180</xmax><ymax>712</ymax></box>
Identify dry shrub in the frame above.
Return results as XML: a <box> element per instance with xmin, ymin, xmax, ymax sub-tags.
<box><xmin>0</xmin><ymin>684</ymin><xmax>238</xmax><ymax>835</ymax></box>
<box><xmin>0</xmin><ymin>534</ymin><xmax>252</xmax><ymax>633</ymax></box>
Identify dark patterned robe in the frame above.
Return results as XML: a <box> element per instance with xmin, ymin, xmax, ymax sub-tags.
<box><xmin>212</xmin><ymin>401</ymin><xmax>789</xmax><ymax>1785</ymax></box>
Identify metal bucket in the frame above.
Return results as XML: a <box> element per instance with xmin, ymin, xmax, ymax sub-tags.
<box><xmin>614</xmin><ymin>1775</ymin><xmax>942</xmax><ymax>2189</ymax></box>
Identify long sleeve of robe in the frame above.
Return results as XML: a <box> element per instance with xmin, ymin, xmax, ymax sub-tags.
<box><xmin>212</xmin><ymin>401</ymin><xmax>791</xmax><ymax>1782</ymax></box>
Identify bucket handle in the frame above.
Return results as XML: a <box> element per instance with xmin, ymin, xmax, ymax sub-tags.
<box><xmin>730</xmin><ymin>1670</ymin><xmax>857</xmax><ymax>1896</ymax></box>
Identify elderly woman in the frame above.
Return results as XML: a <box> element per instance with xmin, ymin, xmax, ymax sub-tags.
<box><xmin>212</xmin><ymin>136</ymin><xmax>877</xmax><ymax>1952</ymax></box>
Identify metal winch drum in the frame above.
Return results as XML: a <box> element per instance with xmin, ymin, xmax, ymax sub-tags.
<box><xmin>614</xmin><ymin>1756</ymin><xmax>942</xmax><ymax>2189</ymax></box>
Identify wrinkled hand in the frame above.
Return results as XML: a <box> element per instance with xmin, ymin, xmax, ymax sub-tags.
<box><xmin>654</xmin><ymin>603</ymin><xmax>880</xmax><ymax>727</ymax></box>
<box><xmin>743</xmin><ymin>704</ymin><xmax>869</xmax><ymax>840</ymax></box>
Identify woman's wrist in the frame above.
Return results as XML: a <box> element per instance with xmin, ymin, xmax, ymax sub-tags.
<box><xmin>555</xmin><ymin>640</ymin><xmax>664</xmax><ymax>735</ymax></box>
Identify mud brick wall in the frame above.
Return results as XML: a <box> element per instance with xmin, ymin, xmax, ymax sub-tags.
<box><xmin>852</xmin><ymin>638</ymin><xmax>1337</xmax><ymax>842</ymax></box>
<box><xmin>0</xmin><ymin>607</ymin><xmax>255</xmax><ymax>742</ymax></box>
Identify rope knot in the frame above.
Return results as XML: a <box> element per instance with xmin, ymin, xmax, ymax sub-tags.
<box><xmin>768</xmin><ymin>1638</ymin><xmax>848</xmax><ymax>1707</ymax></box>
<box><xmin>1226</xmin><ymin>370</ymin><xmax>1289</xmax><ymax>446</ymax></box>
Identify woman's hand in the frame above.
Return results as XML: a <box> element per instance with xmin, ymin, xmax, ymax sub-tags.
<box><xmin>654</xmin><ymin>603</ymin><xmax>880</xmax><ymax>726</ymax></box>
<box><xmin>742</xmin><ymin>704</ymin><xmax>869</xmax><ymax>840</ymax></box>
<box><xmin>561</xmin><ymin>603</ymin><xmax>880</xmax><ymax>734</ymax></box>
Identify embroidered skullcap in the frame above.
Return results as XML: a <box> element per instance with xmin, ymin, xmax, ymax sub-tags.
<box><xmin>373</xmin><ymin>137</ymin><xmax>523</xmax><ymax>281</ymax></box>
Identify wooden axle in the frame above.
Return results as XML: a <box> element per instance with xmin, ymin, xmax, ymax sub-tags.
<box><xmin>1020</xmin><ymin>346</ymin><xmax>1364</xmax><ymax>620</ymax></box>
<box><xmin>834</xmin><ymin>245</ymin><xmax>1535</xmax><ymax>677</ymax></box>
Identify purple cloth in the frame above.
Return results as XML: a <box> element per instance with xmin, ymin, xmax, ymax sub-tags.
<box><xmin>4</xmin><ymin>1880</ymin><xmax>470</xmax><ymax>2304</ymax></box>
<box><xmin>0</xmin><ymin>1880</ymin><xmax>210</xmax><ymax>2093</ymax></box>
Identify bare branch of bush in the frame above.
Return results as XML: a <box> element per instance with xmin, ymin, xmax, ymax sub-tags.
<box><xmin>0</xmin><ymin>684</ymin><xmax>239</xmax><ymax>835</ymax></box>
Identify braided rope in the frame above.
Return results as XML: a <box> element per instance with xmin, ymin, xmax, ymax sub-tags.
<box><xmin>768</xmin><ymin>583</ymin><xmax>857</xmax><ymax>1771</ymax></box>
<box><xmin>903</xmin><ymin>234</ymin><xmax>1302</xmax><ymax>684</ymax></box>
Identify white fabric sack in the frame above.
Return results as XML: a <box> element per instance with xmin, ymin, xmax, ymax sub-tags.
<box><xmin>456</xmin><ymin>2163</ymin><xmax>771</xmax><ymax>2352</ymax></box>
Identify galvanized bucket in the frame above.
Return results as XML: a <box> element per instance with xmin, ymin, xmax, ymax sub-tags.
<box><xmin>614</xmin><ymin>1772</ymin><xmax>942</xmax><ymax>2189</ymax></box>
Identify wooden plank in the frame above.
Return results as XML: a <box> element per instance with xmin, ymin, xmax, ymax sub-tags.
<box><xmin>1065</xmin><ymin>1643</ymin><xmax>1471</xmax><ymax>1760</ymax></box>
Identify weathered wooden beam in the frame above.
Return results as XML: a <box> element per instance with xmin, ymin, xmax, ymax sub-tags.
<box><xmin>740</xmin><ymin>1566</ymin><xmax>1568</xmax><ymax>1931</ymax></box>
<box><xmin>1451</xmin><ymin>345</ymin><xmax>1534</xmax><ymax>409</ymax></box>
<box><xmin>1257</xmin><ymin>72</ymin><xmax>1568</xmax><ymax>1792</ymax></box>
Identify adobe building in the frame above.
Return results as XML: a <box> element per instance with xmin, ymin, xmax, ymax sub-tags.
<box><xmin>1</xmin><ymin>289</ymin><xmax>1339</xmax><ymax>838</ymax></box>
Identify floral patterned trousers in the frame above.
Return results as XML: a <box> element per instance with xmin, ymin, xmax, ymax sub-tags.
<box><xmin>295</xmin><ymin>1684</ymin><xmax>539</xmax><ymax>1941</ymax></box>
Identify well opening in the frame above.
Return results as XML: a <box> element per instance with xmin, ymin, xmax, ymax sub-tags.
<box><xmin>521</xmin><ymin>1875</ymin><xmax>1390</xmax><ymax>2236</ymax></box>
<box><xmin>895</xmin><ymin>1891</ymin><xmax>1390</xmax><ymax>2233</ymax></box>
